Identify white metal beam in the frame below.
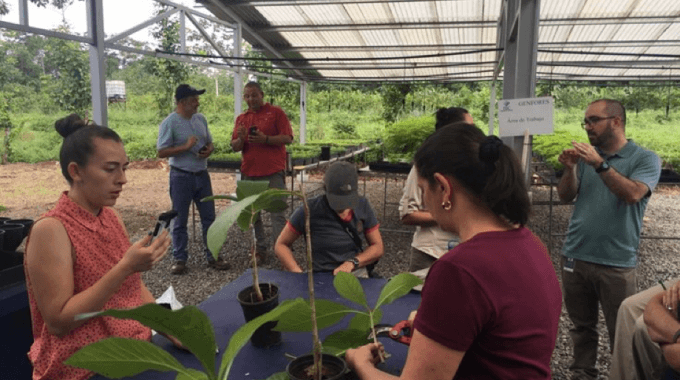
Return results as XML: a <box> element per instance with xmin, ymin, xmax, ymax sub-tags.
<box><xmin>87</xmin><ymin>0</ymin><xmax>107</xmax><ymax>126</ymax></box>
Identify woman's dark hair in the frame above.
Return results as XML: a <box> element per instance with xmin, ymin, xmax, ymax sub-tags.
<box><xmin>55</xmin><ymin>113</ymin><xmax>122</xmax><ymax>184</ymax></box>
<box><xmin>414</xmin><ymin>122</ymin><xmax>530</xmax><ymax>225</ymax></box>
<box><xmin>435</xmin><ymin>107</ymin><xmax>469</xmax><ymax>130</ymax></box>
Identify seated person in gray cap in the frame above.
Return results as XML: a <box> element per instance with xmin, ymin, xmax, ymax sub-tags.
<box><xmin>274</xmin><ymin>161</ymin><xmax>384</xmax><ymax>276</ymax></box>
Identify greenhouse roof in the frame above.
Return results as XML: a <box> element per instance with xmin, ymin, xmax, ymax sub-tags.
<box><xmin>202</xmin><ymin>0</ymin><xmax>680</xmax><ymax>83</ymax></box>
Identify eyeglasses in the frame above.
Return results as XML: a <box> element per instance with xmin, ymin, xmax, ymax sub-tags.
<box><xmin>581</xmin><ymin>116</ymin><xmax>616</xmax><ymax>129</ymax></box>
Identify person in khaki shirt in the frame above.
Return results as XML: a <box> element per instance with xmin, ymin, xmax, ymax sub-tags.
<box><xmin>399</xmin><ymin>107</ymin><xmax>473</xmax><ymax>271</ymax></box>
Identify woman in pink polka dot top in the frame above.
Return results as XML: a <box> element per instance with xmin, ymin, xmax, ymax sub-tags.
<box><xmin>23</xmin><ymin>114</ymin><xmax>174</xmax><ymax>380</ymax></box>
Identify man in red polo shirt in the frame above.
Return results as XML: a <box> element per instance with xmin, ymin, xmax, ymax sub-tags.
<box><xmin>231</xmin><ymin>81</ymin><xmax>294</xmax><ymax>263</ymax></box>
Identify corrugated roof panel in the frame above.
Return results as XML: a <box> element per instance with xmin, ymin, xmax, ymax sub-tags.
<box><xmin>389</xmin><ymin>1</ymin><xmax>435</xmax><ymax>23</ymax></box>
<box><xmin>657</xmin><ymin>22</ymin><xmax>680</xmax><ymax>40</ymax></box>
<box><xmin>568</xmin><ymin>24</ymin><xmax>620</xmax><ymax>42</ymax></box>
<box><xmin>483</xmin><ymin>0</ymin><xmax>503</xmax><ymax>22</ymax></box>
<box><xmin>645</xmin><ymin>46</ymin><xmax>680</xmax><ymax>56</ymax></box>
<box><xmin>540</xmin><ymin>0</ymin><xmax>583</xmax><ymax>18</ymax></box>
<box><xmin>631</xmin><ymin>0</ymin><xmax>680</xmax><ymax>16</ymax></box>
<box><xmin>397</xmin><ymin>28</ymin><xmax>439</xmax><ymax>46</ymax></box>
<box><xmin>316</xmin><ymin>31</ymin><xmax>364</xmax><ymax>46</ymax></box>
<box><xmin>298</xmin><ymin>5</ymin><xmax>351</xmax><ymax>25</ymax></box>
<box><xmin>279</xmin><ymin>31</ymin><xmax>326</xmax><ymax>47</ymax></box>
<box><xmin>579</xmin><ymin>0</ymin><xmax>639</xmax><ymax>18</ymax></box>
<box><xmin>360</xmin><ymin>29</ymin><xmax>401</xmax><ymax>47</ymax></box>
<box><xmin>612</xmin><ymin>23</ymin><xmax>668</xmax><ymax>42</ymax></box>
<box><xmin>344</xmin><ymin>3</ymin><xmax>390</xmax><ymax>23</ymax></box>
<box><xmin>256</xmin><ymin>6</ymin><xmax>306</xmax><ymax>25</ymax></box>
<box><xmin>435</xmin><ymin>0</ymin><xmax>478</xmax><ymax>21</ymax></box>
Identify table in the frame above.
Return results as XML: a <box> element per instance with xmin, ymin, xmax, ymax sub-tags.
<box><xmin>94</xmin><ymin>269</ymin><xmax>421</xmax><ymax>380</ymax></box>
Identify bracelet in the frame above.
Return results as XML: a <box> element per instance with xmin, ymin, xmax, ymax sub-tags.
<box><xmin>672</xmin><ymin>328</ymin><xmax>680</xmax><ymax>344</ymax></box>
<box><xmin>265</xmin><ymin>136</ymin><xmax>269</xmax><ymax>144</ymax></box>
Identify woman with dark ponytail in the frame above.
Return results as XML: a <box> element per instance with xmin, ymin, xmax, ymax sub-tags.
<box><xmin>24</xmin><ymin>114</ymin><xmax>175</xmax><ymax>380</ymax></box>
<box><xmin>347</xmin><ymin>122</ymin><xmax>562</xmax><ymax>379</ymax></box>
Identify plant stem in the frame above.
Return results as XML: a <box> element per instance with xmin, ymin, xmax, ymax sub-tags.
<box><xmin>300</xmin><ymin>187</ymin><xmax>322</xmax><ymax>380</ymax></box>
<box><xmin>250</xmin><ymin>213</ymin><xmax>263</xmax><ymax>302</ymax></box>
<box><xmin>368</xmin><ymin>310</ymin><xmax>385</xmax><ymax>363</ymax></box>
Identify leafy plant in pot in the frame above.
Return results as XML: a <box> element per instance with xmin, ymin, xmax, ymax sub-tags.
<box><xmin>206</xmin><ymin>180</ymin><xmax>334</xmax><ymax>379</ymax></box>
<box><xmin>204</xmin><ymin>180</ymin><xmax>290</xmax><ymax>348</ymax></box>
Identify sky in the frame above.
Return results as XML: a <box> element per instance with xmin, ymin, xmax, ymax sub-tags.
<box><xmin>1</xmin><ymin>0</ymin><xmax>203</xmax><ymax>43</ymax></box>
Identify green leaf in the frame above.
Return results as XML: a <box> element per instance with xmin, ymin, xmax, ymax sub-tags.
<box><xmin>348</xmin><ymin>308</ymin><xmax>382</xmax><ymax>331</ymax></box>
<box><xmin>274</xmin><ymin>299</ymin><xmax>354</xmax><ymax>332</ymax></box>
<box><xmin>176</xmin><ymin>368</ymin><xmax>210</xmax><ymax>380</ymax></box>
<box><xmin>236</xmin><ymin>206</ymin><xmax>257</xmax><ymax>231</ymax></box>
<box><xmin>322</xmin><ymin>329</ymin><xmax>371</xmax><ymax>356</ymax></box>
<box><xmin>235</xmin><ymin>180</ymin><xmax>270</xmax><ymax>200</ymax></box>
<box><xmin>64</xmin><ymin>337</ymin><xmax>199</xmax><ymax>379</ymax></box>
<box><xmin>75</xmin><ymin>304</ymin><xmax>217</xmax><ymax>379</ymax></box>
<box><xmin>262</xmin><ymin>199</ymin><xmax>288</xmax><ymax>213</ymax></box>
<box><xmin>201</xmin><ymin>195</ymin><xmax>238</xmax><ymax>202</ymax></box>
<box><xmin>262</xmin><ymin>372</ymin><xmax>289</xmax><ymax>380</ymax></box>
<box><xmin>218</xmin><ymin>298</ymin><xmax>306</xmax><ymax>380</ymax></box>
<box><xmin>207</xmin><ymin>193</ymin><xmax>261</xmax><ymax>257</ymax></box>
<box><xmin>375</xmin><ymin>273</ymin><xmax>423</xmax><ymax>309</ymax></box>
<box><xmin>333</xmin><ymin>272</ymin><xmax>368</xmax><ymax>308</ymax></box>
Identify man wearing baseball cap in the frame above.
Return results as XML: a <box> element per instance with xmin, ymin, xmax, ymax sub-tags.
<box><xmin>274</xmin><ymin>161</ymin><xmax>384</xmax><ymax>276</ymax></box>
<box><xmin>157</xmin><ymin>84</ymin><xmax>230</xmax><ymax>274</ymax></box>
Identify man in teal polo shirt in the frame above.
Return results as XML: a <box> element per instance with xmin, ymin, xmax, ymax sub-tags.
<box><xmin>557</xmin><ymin>99</ymin><xmax>661</xmax><ymax>380</ymax></box>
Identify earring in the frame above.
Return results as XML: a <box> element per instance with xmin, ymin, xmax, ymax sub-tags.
<box><xmin>441</xmin><ymin>200</ymin><xmax>452</xmax><ymax>211</ymax></box>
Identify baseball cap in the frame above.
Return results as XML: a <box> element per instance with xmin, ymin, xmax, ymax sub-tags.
<box><xmin>324</xmin><ymin>161</ymin><xmax>359</xmax><ymax>211</ymax></box>
<box><xmin>175</xmin><ymin>84</ymin><xmax>206</xmax><ymax>102</ymax></box>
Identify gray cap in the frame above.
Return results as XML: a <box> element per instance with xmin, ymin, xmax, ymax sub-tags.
<box><xmin>324</xmin><ymin>161</ymin><xmax>359</xmax><ymax>211</ymax></box>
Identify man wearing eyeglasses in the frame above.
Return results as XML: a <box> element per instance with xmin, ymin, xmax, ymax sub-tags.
<box><xmin>557</xmin><ymin>99</ymin><xmax>661</xmax><ymax>380</ymax></box>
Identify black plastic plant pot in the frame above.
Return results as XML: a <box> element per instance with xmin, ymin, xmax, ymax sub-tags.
<box><xmin>237</xmin><ymin>283</ymin><xmax>281</xmax><ymax>348</ymax></box>
<box><xmin>286</xmin><ymin>354</ymin><xmax>348</xmax><ymax>380</ymax></box>
<box><xmin>320</xmin><ymin>146</ymin><xmax>331</xmax><ymax>161</ymax></box>
<box><xmin>6</xmin><ymin>219</ymin><xmax>34</xmax><ymax>239</ymax></box>
<box><xmin>0</xmin><ymin>217</ymin><xmax>10</xmax><ymax>224</ymax></box>
<box><xmin>0</xmin><ymin>224</ymin><xmax>24</xmax><ymax>252</ymax></box>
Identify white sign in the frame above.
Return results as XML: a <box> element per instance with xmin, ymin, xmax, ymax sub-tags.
<box><xmin>498</xmin><ymin>97</ymin><xmax>554</xmax><ymax>137</ymax></box>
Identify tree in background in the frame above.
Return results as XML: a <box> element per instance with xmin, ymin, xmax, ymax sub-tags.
<box><xmin>43</xmin><ymin>25</ymin><xmax>91</xmax><ymax>113</ymax></box>
<box><xmin>381</xmin><ymin>83</ymin><xmax>412</xmax><ymax>123</ymax></box>
<box><xmin>145</xmin><ymin>4</ymin><xmax>191</xmax><ymax>116</ymax></box>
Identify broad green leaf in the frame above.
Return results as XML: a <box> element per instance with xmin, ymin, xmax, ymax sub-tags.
<box><xmin>375</xmin><ymin>273</ymin><xmax>423</xmax><ymax>309</ymax></box>
<box><xmin>348</xmin><ymin>308</ymin><xmax>382</xmax><ymax>331</ymax></box>
<box><xmin>263</xmin><ymin>371</ymin><xmax>288</xmax><ymax>380</ymax></box>
<box><xmin>218</xmin><ymin>298</ymin><xmax>305</xmax><ymax>380</ymax></box>
<box><xmin>64</xmin><ymin>337</ymin><xmax>199</xmax><ymax>379</ymax></box>
<box><xmin>236</xmin><ymin>180</ymin><xmax>270</xmax><ymax>200</ymax></box>
<box><xmin>207</xmin><ymin>193</ymin><xmax>260</xmax><ymax>256</ymax></box>
<box><xmin>75</xmin><ymin>304</ymin><xmax>217</xmax><ymax>379</ymax></box>
<box><xmin>274</xmin><ymin>299</ymin><xmax>353</xmax><ymax>332</ymax></box>
<box><xmin>176</xmin><ymin>368</ymin><xmax>210</xmax><ymax>380</ymax></box>
<box><xmin>322</xmin><ymin>329</ymin><xmax>371</xmax><ymax>356</ymax></box>
<box><xmin>236</xmin><ymin>207</ymin><xmax>258</xmax><ymax>231</ymax></box>
<box><xmin>201</xmin><ymin>195</ymin><xmax>238</xmax><ymax>202</ymax></box>
<box><xmin>333</xmin><ymin>272</ymin><xmax>368</xmax><ymax>308</ymax></box>
<box><xmin>262</xmin><ymin>199</ymin><xmax>288</xmax><ymax>213</ymax></box>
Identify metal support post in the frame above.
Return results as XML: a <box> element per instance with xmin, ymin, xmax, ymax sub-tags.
<box><xmin>86</xmin><ymin>0</ymin><xmax>107</xmax><ymax>126</ymax></box>
<box><xmin>300</xmin><ymin>81</ymin><xmax>307</xmax><ymax>144</ymax></box>
<box><xmin>233</xmin><ymin>23</ymin><xmax>243</xmax><ymax>118</ymax></box>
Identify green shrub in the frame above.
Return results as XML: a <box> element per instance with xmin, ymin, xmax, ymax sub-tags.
<box><xmin>382</xmin><ymin>115</ymin><xmax>435</xmax><ymax>158</ymax></box>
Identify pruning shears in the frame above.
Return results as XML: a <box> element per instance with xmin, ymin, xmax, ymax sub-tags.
<box><xmin>369</xmin><ymin>320</ymin><xmax>413</xmax><ymax>346</ymax></box>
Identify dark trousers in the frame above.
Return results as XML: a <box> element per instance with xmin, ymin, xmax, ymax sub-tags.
<box><xmin>562</xmin><ymin>256</ymin><xmax>637</xmax><ymax>380</ymax></box>
<box><xmin>169</xmin><ymin>168</ymin><xmax>215</xmax><ymax>262</ymax></box>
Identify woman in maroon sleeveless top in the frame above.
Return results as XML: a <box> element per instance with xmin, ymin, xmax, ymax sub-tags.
<box><xmin>24</xmin><ymin>114</ymin><xmax>173</xmax><ymax>380</ymax></box>
<box><xmin>346</xmin><ymin>122</ymin><xmax>562</xmax><ymax>380</ymax></box>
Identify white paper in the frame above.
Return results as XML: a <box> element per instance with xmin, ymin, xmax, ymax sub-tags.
<box><xmin>498</xmin><ymin>97</ymin><xmax>554</xmax><ymax>137</ymax></box>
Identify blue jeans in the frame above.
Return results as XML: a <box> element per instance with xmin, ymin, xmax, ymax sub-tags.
<box><xmin>169</xmin><ymin>168</ymin><xmax>215</xmax><ymax>262</ymax></box>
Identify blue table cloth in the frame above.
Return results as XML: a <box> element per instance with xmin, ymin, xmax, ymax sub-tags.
<box><xmin>93</xmin><ymin>269</ymin><xmax>421</xmax><ymax>380</ymax></box>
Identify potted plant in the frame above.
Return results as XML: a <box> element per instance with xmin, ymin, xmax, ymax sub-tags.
<box><xmin>64</xmin><ymin>297</ymin><xmax>307</xmax><ymax>380</ymax></box>
<box><xmin>204</xmin><ymin>180</ymin><xmax>289</xmax><ymax>347</ymax></box>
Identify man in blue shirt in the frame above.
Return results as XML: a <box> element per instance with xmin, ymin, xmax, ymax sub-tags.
<box><xmin>157</xmin><ymin>84</ymin><xmax>230</xmax><ymax>274</ymax></box>
<box><xmin>558</xmin><ymin>99</ymin><xmax>661</xmax><ymax>380</ymax></box>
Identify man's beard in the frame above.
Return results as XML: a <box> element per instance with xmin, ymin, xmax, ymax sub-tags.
<box><xmin>588</xmin><ymin>122</ymin><xmax>614</xmax><ymax>147</ymax></box>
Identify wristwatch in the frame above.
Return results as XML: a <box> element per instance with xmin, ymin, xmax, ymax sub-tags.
<box><xmin>595</xmin><ymin>160</ymin><xmax>611</xmax><ymax>173</ymax></box>
<box><xmin>347</xmin><ymin>257</ymin><xmax>360</xmax><ymax>270</ymax></box>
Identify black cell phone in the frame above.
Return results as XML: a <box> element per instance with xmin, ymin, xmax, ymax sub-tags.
<box><xmin>249</xmin><ymin>126</ymin><xmax>258</xmax><ymax>135</ymax></box>
<box><xmin>150</xmin><ymin>210</ymin><xmax>178</xmax><ymax>241</ymax></box>
<box><xmin>199</xmin><ymin>145</ymin><xmax>208</xmax><ymax>152</ymax></box>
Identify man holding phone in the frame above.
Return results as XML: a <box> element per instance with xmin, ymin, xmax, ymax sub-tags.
<box><xmin>231</xmin><ymin>81</ymin><xmax>294</xmax><ymax>263</ymax></box>
<box><xmin>157</xmin><ymin>84</ymin><xmax>230</xmax><ymax>274</ymax></box>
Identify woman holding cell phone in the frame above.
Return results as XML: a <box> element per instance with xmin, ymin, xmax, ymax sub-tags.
<box><xmin>23</xmin><ymin>114</ymin><xmax>176</xmax><ymax>380</ymax></box>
